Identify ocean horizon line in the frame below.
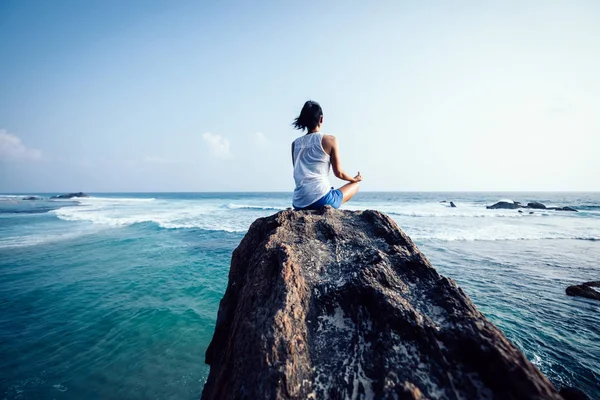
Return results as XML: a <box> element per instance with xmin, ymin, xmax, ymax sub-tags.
<box><xmin>2</xmin><ymin>190</ymin><xmax>600</xmax><ymax>195</ymax></box>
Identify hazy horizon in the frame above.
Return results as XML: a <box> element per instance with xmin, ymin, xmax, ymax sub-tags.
<box><xmin>3</xmin><ymin>190</ymin><xmax>600</xmax><ymax>195</ymax></box>
<box><xmin>2</xmin><ymin>1</ymin><xmax>599</xmax><ymax>192</ymax></box>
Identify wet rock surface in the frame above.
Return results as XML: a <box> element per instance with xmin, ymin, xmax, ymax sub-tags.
<box><xmin>486</xmin><ymin>201</ymin><xmax>578</xmax><ymax>212</ymax></box>
<box><xmin>559</xmin><ymin>386</ymin><xmax>592</xmax><ymax>400</ymax></box>
<box><xmin>487</xmin><ymin>201</ymin><xmax>521</xmax><ymax>209</ymax></box>
<box><xmin>566</xmin><ymin>281</ymin><xmax>600</xmax><ymax>301</ymax></box>
<box><xmin>550</xmin><ymin>206</ymin><xmax>578</xmax><ymax>212</ymax></box>
<box><xmin>50</xmin><ymin>192</ymin><xmax>88</xmax><ymax>199</ymax></box>
<box><xmin>202</xmin><ymin>208</ymin><xmax>563</xmax><ymax>400</ymax></box>
<box><xmin>528</xmin><ymin>202</ymin><xmax>547</xmax><ymax>209</ymax></box>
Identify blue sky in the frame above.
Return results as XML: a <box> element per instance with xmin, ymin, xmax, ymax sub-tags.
<box><xmin>1</xmin><ymin>0</ymin><xmax>599</xmax><ymax>192</ymax></box>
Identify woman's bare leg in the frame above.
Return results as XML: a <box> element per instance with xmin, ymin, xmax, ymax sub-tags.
<box><xmin>338</xmin><ymin>181</ymin><xmax>360</xmax><ymax>205</ymax></box>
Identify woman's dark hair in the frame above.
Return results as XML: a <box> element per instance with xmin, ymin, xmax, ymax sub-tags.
<box><xmin>293</xmin><ymin>100</ymin><xmax>323</xmax><ymax>131</ymax></box>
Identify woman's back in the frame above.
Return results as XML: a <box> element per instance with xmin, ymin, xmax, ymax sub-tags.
<box><xmin>292</xmin><ymin>132</ymin><xmax>331</xmax><ymax>208</ymax></box>
<box><xmin>290</xmin><ymin>100</ymin><xmax>361</xmax><ymax>210</ymax></box>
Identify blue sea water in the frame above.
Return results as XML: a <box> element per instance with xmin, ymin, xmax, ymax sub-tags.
<box><xmin>1</xmin><ymin>192</ymin><xmax>599</xmax><ymax>399</ymax></box>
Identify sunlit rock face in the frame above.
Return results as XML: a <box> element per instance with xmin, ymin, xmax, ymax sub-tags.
<box><xmin>201</xmin><ymin>207</ymin><xmax>562</xmax><ymax>400</ymax></box>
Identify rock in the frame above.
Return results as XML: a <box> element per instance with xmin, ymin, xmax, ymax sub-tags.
<box><xmin>527</xmin><ymin>202</ymin><xmax>547</xmax><ymax>209</ymax></box>
<box><xmin>450</xmin><ymin>201</ymin><xmax>456</xmax><ymax>208</ymax></box>
<box><xmin>559</xmin><ymin>386</ymin><xmax>591</xmax><ymax>400</ymax></box>
<box><xmin>487</xmin><ymin>201</ymin><xmax>521</xmax><ymax>209</ymax></box>
<box><xmin>22</xmin><ymin>196</ymin><xmax>39</xmax><ymax>200</ymax></box>
<box><xmin>529</xmin><ymin>211</ymin><xmax>534</xmax><ymax>215</ymax></box>
<box><xmin>202</xmin><ymin>208</ymin><xmax>562</xmax><ymax>400</ymax></box>
<box><xmin>566</xmin><ymin>281</ymin><xmax>600</xmax><ymax>301</ymax></box>
<box><xmin>50</xmin><ymin>192</ymin><xmax>89</xmax><ymax>199</ymax></box>
<box><xmin>549</xmin><ymin>206</ymin><xmax>578</xmax><ymax>212</ymax></box>
<box><xmin>487</xmin><ymin>201</ymin><xmax>577</xmax><ymax>212</ymax></box>
<box><xmin>518</xmin><ymin>210</ymin><xmax>524</xmax><ymax>214</ymax></box>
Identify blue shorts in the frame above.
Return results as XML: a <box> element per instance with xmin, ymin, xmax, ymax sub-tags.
<box><xmin>295</xmin><ymin>188</ymin><xmax>343</xmax><ymax>210</ymax></box>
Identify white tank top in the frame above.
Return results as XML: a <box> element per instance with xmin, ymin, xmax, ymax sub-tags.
<box><xmin>292</xmin><ymin>132</ymin><xmax>331</xmax><ymax>208</ymax></box>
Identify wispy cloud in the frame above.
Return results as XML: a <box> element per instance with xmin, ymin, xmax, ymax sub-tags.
<box><xmin>253</xmin><ymin>132</ymin><xmax>269</xmax><ymax>148</ymax></box>
<box><xmin>0</xmin><ymin>129</ymin><xmax>42</xmax><ymax>161</ymax></box>
<box><xmin>202</xmin><ymin>132</ymin><xmax>231</xmax><ymax>158</ymax></box>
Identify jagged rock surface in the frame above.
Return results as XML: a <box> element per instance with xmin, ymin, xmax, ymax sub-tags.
<box><xmin>202</xmin><ymin>208</ymin><xmax>562</xmax><ymax>400</ymax></box>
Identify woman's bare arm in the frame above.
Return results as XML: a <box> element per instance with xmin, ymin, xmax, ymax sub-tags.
<box><xmin>323</xmin><ymin>135</ymin><xmax>362</xmax><ymax>183</ymax></box>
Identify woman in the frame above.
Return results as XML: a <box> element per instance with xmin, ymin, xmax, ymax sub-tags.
<box><xmin>291</xmin><ymin>100</ymin><xmax>362</xmax><ymax>210</ymax></box>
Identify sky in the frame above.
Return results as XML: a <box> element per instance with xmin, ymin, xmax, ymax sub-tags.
<box><xmin>1</xmin><ymin>0</ymin><xmax>599</xmax><ymax>192</ymax></box>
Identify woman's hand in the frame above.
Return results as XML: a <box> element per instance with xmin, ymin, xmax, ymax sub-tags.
<box><xmin>352</xmin><ymin>172</ymin><xmax>362</xmax><ymax>183</ymax></box>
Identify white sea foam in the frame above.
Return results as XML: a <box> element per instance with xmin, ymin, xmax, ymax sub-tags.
<box><xmin>409</xmin><ymin>231</ymin><xmax>600</xmax><ymax>242</ymax></box>
<box><xmin>385</xmin><ymin>210</ymin><xmax>542</xmax><ymax>218</ymax></box>
<box><xmin>51</xmin><ymin>197</ymin><xmax>255</xmax><ymax>232</ymax></box>
<box><xmin>74</xmin><ymin>196</ymin><xmax>156</xmax><ymax>204</ymax></box>
<box><xmin>225</xmin><ymin>203</ymin><xmax>285</xmax><ymax>211</ymax></box>
<box><xmin>42</xmin><ymin>195</ymin><xmax>600</xmax><ymax>241</ymax></box>
<box><xmin>0</xmin><ymin>228</ymin><xmax>103</xmax><ymax>249</ymax></box>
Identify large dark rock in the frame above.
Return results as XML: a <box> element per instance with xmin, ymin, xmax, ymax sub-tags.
<box><xmin>487</xmin><ymin>201</ymin><xmax>521</xmax><ymax>209</ymax></box>
<box><xmin>566</xmin><ymin>281</ymin><xmax>600</xmax><ymax>301</ymax></box>
<box><xmin>50</xmin><ymin>192</ymin><xmax>89</xmax><ymax>199</ymax></box>
<box><xmin>527</xmin><ymin>202</ymin><xmax>547</xmax><ymax>209</ymax></box>
<box><xmin>202</xmin><ymin>208</ymin><xmax>562</xmax><ymax>400</ymax></box>
<box><xmin>450</xmin><ymin>201</ymin><xmax>457</xmax><ymax>208</ymax></box>
<box><xmin>486</xmin><ymin>201</ymin><xmax>577</xmax><ymax>212</ymax></box>
<box><xmin>559</xmin><ymin>386</ymin><xmax>592</xmax><ymax>400</ymax></box>
<box><xmin>22</xmin><ymin>196</ymin><xmax>40</xmax><ymax>200</ymax></box>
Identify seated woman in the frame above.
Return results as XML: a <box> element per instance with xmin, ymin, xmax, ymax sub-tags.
<box><xmin>291</xmin><ymin>100</ymin><xmax>362</xmax><ymax>210</ymax></box>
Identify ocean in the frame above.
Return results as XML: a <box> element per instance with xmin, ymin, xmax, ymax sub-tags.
<box><xmin>1</xmin><ymin>192</ymin><xmax>599</xmax><ymax>399</ymax></box>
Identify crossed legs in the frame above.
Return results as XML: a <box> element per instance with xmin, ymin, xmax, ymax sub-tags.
<box><xmin>338</xmin><ymin>181</ymin><xmax>360</xmax><ymax>205</ymax></box>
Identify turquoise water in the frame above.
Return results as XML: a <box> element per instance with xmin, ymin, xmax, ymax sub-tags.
<box><xmin>1</xmin><ymin>192</ymin><xmax>599</xmax><ymax>399</ymax></box>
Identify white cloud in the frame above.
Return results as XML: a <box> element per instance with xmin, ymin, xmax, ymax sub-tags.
<box><xmin>202</xmin><ymin>132</ymin><xmax>231</xmax><ymax>158</ymax></box>
<box><xmin>0</xmin><ymin>130</ymin><xmax>42</xmax><ymax>161</ymax></box>
<box><xmin>253</xmin><ymin>132</ymin><xmax>269</xmax><ymax>147</ymax></box>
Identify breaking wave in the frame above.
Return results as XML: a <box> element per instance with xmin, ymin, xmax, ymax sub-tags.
<box><xmin>225</xmin><ymin>203</ymin><xmax>285</xmax><ymax>211</ymax></box>
<box><xmin>15</xmin><ymin>195</ymin><xmax>598</xmax><ymax>241</ymax></box>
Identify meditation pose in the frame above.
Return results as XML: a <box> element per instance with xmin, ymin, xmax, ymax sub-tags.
<box><xmin>291</xmin><ymin>100</ymin><xmax>362</xmax><ymax>210</ymax></box>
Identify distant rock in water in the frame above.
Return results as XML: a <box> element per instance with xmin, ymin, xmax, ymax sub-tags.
<box><xmin>441</xmin><ymin>200</ymin><xmax>456</xmax><ymax>207</ymax></box>
<box><xmin>50</xmin><ymin>192</ymin><xmax>89</xmax><ymax>199</ymax></box>
<box><xmin>527</xmin><ymin>202</ymin><xmax>547</xmax><ymax>209</ymax></box>
<box><xmin>566</xmin><ymin>281</ymin><xmax>600</xmax><ymax>301</ymax></box>
<box><xmin>487</xmin><ymin>201</ymin><xmax>521</xmax><ymax>209</ymax></box>
<box><xmin>202</xmin><ymin>208</ymin><xmax>563</xmax><ymax>400</ymax></box>
<box><xmin>486</xmin><ymin>200</ymin><xmax>577</xmax><ymax>212</ymax></box>
<box><xmin>549</xmin><ymin>206</ymin><xmax>578</xmax><ymax>212</ymax></box>
<box><xmin>22</xmin><ymin>196</ymin><xmax>40</xmax><ymax>200</ymax></box>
